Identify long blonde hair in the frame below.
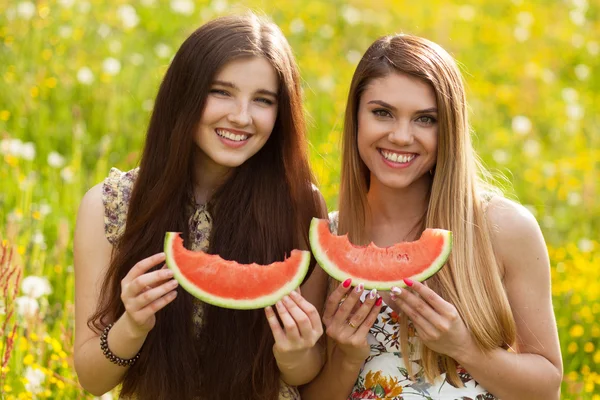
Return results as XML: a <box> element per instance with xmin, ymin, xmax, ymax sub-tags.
<box><xmin>338</xmin><ymin>34</ymin><xmax>516</xmax><ymax>386</ymax></box>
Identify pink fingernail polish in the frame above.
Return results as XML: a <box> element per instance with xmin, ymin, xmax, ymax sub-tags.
<box><xmin>343</xmin><ymin>278</ymin><xmax>352</xmax><ymax>288</ymax></box>
<box><xmin>390</xmin><ymin>293</ymin><xmax>397</xmax><ymax>301</ymax></box>
<box><xmin>369</xmin><ymin>289</ymin><xmax>377</xmax><ymax>299</ymax></box>
<box><xmin>375</xmin><ymin>297</ymin><xmax>383</xmax><ymax>306</ymax></box>
<box><xmin>403</xmin><ymin>278</ymin><xmax>414</xmax><ymax>287</ymax></box>
<box><xmin>356</xmin><ymin>283</ymin><xmax>364</xmax><ymax>293</ymax></box>
<box><xmin>391</xmin><ymin>286</ymin><xmax>402</xmax><ymax>295</ymax></box>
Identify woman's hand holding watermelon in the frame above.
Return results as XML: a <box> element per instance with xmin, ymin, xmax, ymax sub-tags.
<box><xmin>264</xmin><ymin>289</ymin><xmax>324</xmax><ymax>385</ymax></box>
<box><xmin>322</xmin><ymin>279</ymin><xmax>383</xmax><ymax>364</ymax></box>
<box><xmin>119</xmin><ymin>252</ymin><xmax>179</xmax><ymax>338</ymax></box>
<box><xmin>389</xmin><ymin>279</ymin><xmax>476</xmax><ymax>359</ymax></box>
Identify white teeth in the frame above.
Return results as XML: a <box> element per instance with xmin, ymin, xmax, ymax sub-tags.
<box><xmin>216</xmin><ymin>129</ymin><xmax>248</xmax><ymax>142</ymax></box>
<box><xmin>381</xmin><ymin>150</ymin><xmax>415</xmax><ymax>163</ymax></box>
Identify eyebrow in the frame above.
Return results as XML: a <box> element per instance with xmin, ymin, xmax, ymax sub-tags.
<box><xmin>367</xmin><ymin>100</ymin><xmax>437</xmax><ymax>114</ymax></box>
<box><xmin>213</xmin><ymin>80</ymin><xmax>278</xmax><ymax>98</ymax></box>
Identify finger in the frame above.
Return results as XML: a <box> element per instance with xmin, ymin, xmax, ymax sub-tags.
<box><xmin>394</xmin><ymin>300</ymin><xmax>438</xmax><ymax>339</ymax></box>
<box><xmin>135</xmin><ymin>290</ymin><xmax>178</xmax><ymax>321</ymax></box>
<box><xmin>123</xmin><ymin>253</ymin><xmax>166</xmax><ymax>284</ymax></box>
<box><xmin>131</xmin><ymin>279</ymin><xmax>179</xmax><ymax>310</ymax></box>
<box><xmin>275</xmin><ymin>300</ymin><xmax>301</xmax><ymax>340</ymax></box>
<box><xmin>391</xmin><ymin>286</ymin><xmax>440</xmax><ymax>325</ymax></box>
<box><xmin>322</xmin><ymin>278</ymin><xmax>353</xmax><ymax>324</ymax></box>
<box><xmin>127</xmin><ymin>268</ymin><xmax>175</xmax><ymax>297</ymax></box>
<box><xmin>354</xmin><ymin>296</ymin><xmax>383</xmax><ymax>338</ymax></box>
<box><xmin>346</xmin><ymin>289</ymin><xmax>378</xmax><ymax>328</ymax></box>
<box><xmin>265</xmin><ymin>306</ymin><xmax>286</xmax><ymax>343</ymax></box>
<box><xmin>294</xmin><ymin>286</ymin><xmax>301</xmax><ymax>295</ymax></box>
<box><xmin>331</xmin><ymin>283</ymin><xmax>365</xmax><ymax>328</ymax></box>
<box><xmin>405</xmin><ymin>279</ymin><xmax>455</xmax><ymax>317</ymax></box>
<box><xmin>282</xmin><ymin>295</ymin><xmax>315</xmax><ymax>338</ymax></box>
<box><xmin>289</xmin><ymin>290</ymin><xmax>322</xmax><ymax>332</ymax></box>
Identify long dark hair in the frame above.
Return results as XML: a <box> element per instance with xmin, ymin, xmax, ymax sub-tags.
<box><xmin>89</xmin><ymin>14</ymin><xmax>322</xmax><ymax>399</ymax></box>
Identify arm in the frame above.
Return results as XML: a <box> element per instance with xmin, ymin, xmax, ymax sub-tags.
<box><xmin>456</xmin><ymin>197</ymin><xmax>562</xmax><ymax>399</ymax></box>
<box><xmin>388</xmin><ymin>197</ymin><xmax>562</xmax><ymax>400</ymax></box>
<box><xmin>73</xmin><ymin>184</ymin><xmax>177</xmax><ymax>395</ymax></box>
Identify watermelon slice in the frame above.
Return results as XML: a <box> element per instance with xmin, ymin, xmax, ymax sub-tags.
<box><xmin>309</xmin><ymin>218</ymin><xmax>452</xmax><ymax>290</ymax></box>
<box><xmin>164</xmin><ymin>232</ymin><xmax>311</xmax><ymax>310</ymax></box>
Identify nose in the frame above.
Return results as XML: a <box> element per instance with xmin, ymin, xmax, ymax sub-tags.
<box><xmin>388</xmin><ymin>121</ymin><xmax>414</xmax><ymax>146</ymax></box>
<box><xmin>227</xmin><ymin>100</ymin><xmax>252</xmax><ymax>127</ymax></box>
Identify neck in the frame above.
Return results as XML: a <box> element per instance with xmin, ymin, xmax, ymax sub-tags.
<box><xmin>193</xmin><ymin>149</ymin><xmax>231</xmax><ymax>204</ymax></box>
<box><xmin>366</xmin><ymin>174</ymin><xmax>431</xmax><ymax>241</ymax></box>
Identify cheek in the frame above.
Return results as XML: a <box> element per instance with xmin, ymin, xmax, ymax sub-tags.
<box><xmin>255</xmin><ymin>107</ymin><xmax>278</xmax><ymax>133</ymax></box>
<box><xmin>200</xmin><ymin>98</ymin><xmax>228</xmax><ymax>124</ymax></box>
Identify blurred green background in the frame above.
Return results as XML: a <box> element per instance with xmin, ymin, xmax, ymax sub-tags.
<box><xmin>0</xmin><ymin>0</ymin><xmax>598</xmax><ymax>398</ymax></box>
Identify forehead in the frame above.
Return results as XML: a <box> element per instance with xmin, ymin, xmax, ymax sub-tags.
<box><xmin>213</xmin><ymin>56</ymin><xmax>279</xmax><ymax>91</ymax></box>
<box><xmin>362</xmin><ymin>72</ymin><xmax>436</xmax><ymax>109</ymax></box>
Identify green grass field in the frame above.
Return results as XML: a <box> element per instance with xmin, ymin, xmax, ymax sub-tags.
<box><xmin>1</xmin><ymin>0</ymin><xmax>598</xmax><ymax>398</ymax></box>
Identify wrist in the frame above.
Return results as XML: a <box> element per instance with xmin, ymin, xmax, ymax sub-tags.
<box><xmin>119</xmin><ymin>312</ymin><xmax>150</xmax><ymax>340</ymax></box>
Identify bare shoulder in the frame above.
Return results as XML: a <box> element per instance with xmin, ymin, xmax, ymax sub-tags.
<box><xmin>74</xmin><ymin>183</ymin><xmax>112</xmax><ymax>265</ymax></box>
<box><xmin>485</xmin><ymin>196</ymin><xmax>548</xmax><ymax>279</ymax></box>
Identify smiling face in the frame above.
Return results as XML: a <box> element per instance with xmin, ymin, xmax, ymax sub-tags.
<box><xmin>357</xmin><ymin>72</ymin><xmax>438</xmax><ymax>191</ymax></box>
<box><xmin>194</xmin><ymin>56</ymin><xmax>279</xmax><ymax>173</ymax></box>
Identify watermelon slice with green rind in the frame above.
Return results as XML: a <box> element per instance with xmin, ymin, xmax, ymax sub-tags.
<box><xmin>309</xmin><ymin>218</ymin><xmax>452</xmax><ymax>290</ymax></box>
<box><xmin>164</xmin><ymin>232</ymin><xmax>311</xmax><ymax>309</ymax></box>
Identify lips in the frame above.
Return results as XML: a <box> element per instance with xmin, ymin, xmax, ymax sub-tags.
<box><xmin>378</xmin><ymin>148</ymin><xmax>417</xmax><ymax>163</ymax></box>
<box><xmin>215</xmin><ymin>128</ymin><xmax>251</xmax><ymax>142</ymax></box>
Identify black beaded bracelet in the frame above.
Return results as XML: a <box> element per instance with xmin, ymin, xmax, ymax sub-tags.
<box><xmin>100</xmin><ymin>323</ymin><xmax>141</xmax><ymax>367</ymax></box>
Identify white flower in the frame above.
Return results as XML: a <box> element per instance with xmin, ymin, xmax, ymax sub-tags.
<box><xmin>319</xmin><ymin>25</ymin><xmax>334</xmax><ymax>39</ymax></box>
<box><xmin>517</xmin><ymin>11</ymin><xmax>534</xmax><ymax>27</ymax></box>
<box><xmin>97</xmin><ymin>24</ymin><xmax>111</xmax><ymax>38</ymax></box>
<box><xmin>574</xmin><ymin>64</ymin><xmax>590</xmax><ymax>80</ymax></box>
<box><xmin>24</xmin><ymin>366</ymin><xmax>45</xmax><ymax>394</ymax></box>
<box><xmin>211</xmin><ymin>0</ymin><xmax>228</xmax><ymax>13</ymax></box>
<box><xmin>578</xmin><ymin>238</ymin><xmax>594</xmax><ymax>253</ymax></box>
<box><xmin>492</xmin><ymin>149</ymin><xmax>509</xmax><ymax>164</ymax></box>
<box><xmin>541</xmin><ymin>69</ymin><xmax>555</xmax><ymax>83</ymax></box>
<box><xmin>17</xmin><ymin>2</ymin><xmax>36</xmax><ymax>20</ymax></box>
<box><xmin>130</xmin><ymin>53</ymin><xmax>144</xmax><ymax>66</ymax></box>
<box><xmin>342</xmin><ymin>5</ymin><xmax>361</xmax><ymax>25</ymax></box>
<box><xmin>511</xmin><ymin>116</ymin><xmax>532</xmax><ymax>135</ymax></box>
<box><xmin>572</xmin><ymin>34</ymin><xmax>585</xmax><ymax>48</ymax></box>
<box><xmin>318</xmin><ymin>76</ymin><xmax>335</xmax><ymax>92</ymax></box>
<box><xmin>21</xmin><ymin>142</ymin><xmax>35</xmax><ymax>160</ymax></box>
<box><xmin>561</xmin><ymin>87</ymin><xmax>578</xmax><ymax>103</ymax></box>
<box><xmin>22</xmin><ymin>276</ymin><xmax>52</xmax><ymax>298</ymax></box>
<box><xmin>523</xmin><ymin>139</ymin><xmax>540</xmax><ymax>157</ymax></box>
<box><xmin>47</xmin><ymin>151</ymin><xmax>65</xmax><ymax>168</ymax></box>
<box><xmin>458</xmin><ymin>5</ymin><xmax>476</xmax><ymax>21</ymax></box>
<box><xmin>170</xmin><ymin>0</ymin><xmax>194</xmax><ymax>15</ymax></box>
<box><xmin>289</xmin><ymin>19</ymin><xmax>305</xmax><ymax>34</ymax></box>
<box><xmin>58</xmin><ymin>25</ymin><xmax>72</xmax><ymax>38</ymax></box>
<box><xmin>346</xmin><ymin>50</ymin><xmax>362</xmax><ymax>65</ymax></box>
<box><xmin>154</xmin><ymin>43</ymin><xmax>172</xmax><ymax>59</ymax></box>
<box><xmin>32</xmin><ymin>231</ymin><xmax>45</xmax><ymax>245</ymax></box>
<box><xmin>39</xmin><ymin>202</ymin><xmax>51</xmax><ymax>216</ymax></box>
<box><xmin>513</xmin><ymin>26</ymin><xmax>529</xmax><ymax>42</ymax></box>
<box><xmin>5</xmin><ymin>138</ymin><xmax>23</xmax><ymax>156</ymax></box>
<box><xmin>15</xmin><ymin>297</ymin><xmax>39</xmax><ymax>318</ymax></box>
<box><xmin>587</xmin><ymin>41</ymin><xmax>599</xmax><ymax>56</ymax></box>
<box><xmin>567</xmin><ymin>192</ymin><xmax>582</xmax><ymax>206</ymax></box>
<box><xmin>77</xmin><ymin>67</ymin><xmax>94</xmax><ymax>85</ymax></box>
<box><xmin>570</xmin><ymin>10</ymin><xmax>586</xmax><ymax>26</ymax></box>
<box><xmin>102</xmin><ymin>58</ymin><xmax>121</xmax><ymax>76</ymax></box>
<box><xmin>78</xmin><ymin>1</ymin><xmax>91</xmax><ymax>13</ymax></box>
<box><xmin>61</xmin><ymin>166</ymin><xmax>74</xmax><ymax>183</ymax></box>
<box><xmin>142</xmin><ymin>99</ymin><xmax>154</xmax><ymax>112</ymax></box>
<box><xmin>58</xmin><ymin>0</ymin><xmax>75</xmax><ymax>7</ymax></box>
<box><xmin>117</xmin><ymin>5</ymin><xmax>140</xmax><ymax>30</ymax></box>
<box><xmin>566</xmin><ymin>104</ymin><xmax>584</xmax><ymax>120</ymax></box>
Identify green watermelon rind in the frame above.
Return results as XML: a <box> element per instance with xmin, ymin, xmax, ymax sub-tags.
<box><xmin>309</xmin><ymin>218</ymin><xmax>453</xmax><ymax>290</ymax></box>
<box><xmin>164</xmin><ymin>232</ymin><xmax>311</xmax><ymax>310</ymax></box>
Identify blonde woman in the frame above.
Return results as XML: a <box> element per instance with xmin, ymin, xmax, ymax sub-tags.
<box><xmin>301</xmin><ymin>34</ymin><xmax>562</xmax><ymax>399</ymax></box>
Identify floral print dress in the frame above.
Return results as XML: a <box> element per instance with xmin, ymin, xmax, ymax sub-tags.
<box><xmin>329</xmin><ymin>211</ymin><xmax>497</xmax><ymax>400</ymax></box>
<box><xmin>102</xmin><ymin>167</ymin><xmax>300</xmax><ymax>400</ymax></box>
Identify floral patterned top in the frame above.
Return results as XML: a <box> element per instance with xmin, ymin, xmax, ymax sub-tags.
<box><xmin>328</xmin><ymin>211</ymin><xmax>497</xmax><ymax>400</ymax></box>
<box><xmin>102</xmin><ymin>167</ymin><xmax>300</xmax><ymax>400</ymax></box>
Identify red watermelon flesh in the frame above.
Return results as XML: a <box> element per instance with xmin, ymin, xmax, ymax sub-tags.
<box><xmin>164</xmin><ymin>232</ymin><xmax>311</xmax><ymax>309</ymax></box>
<box><xmin>309</xmin><ymin>218</ymin><xmax>452</xmax><ymax>289</ymax></box>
